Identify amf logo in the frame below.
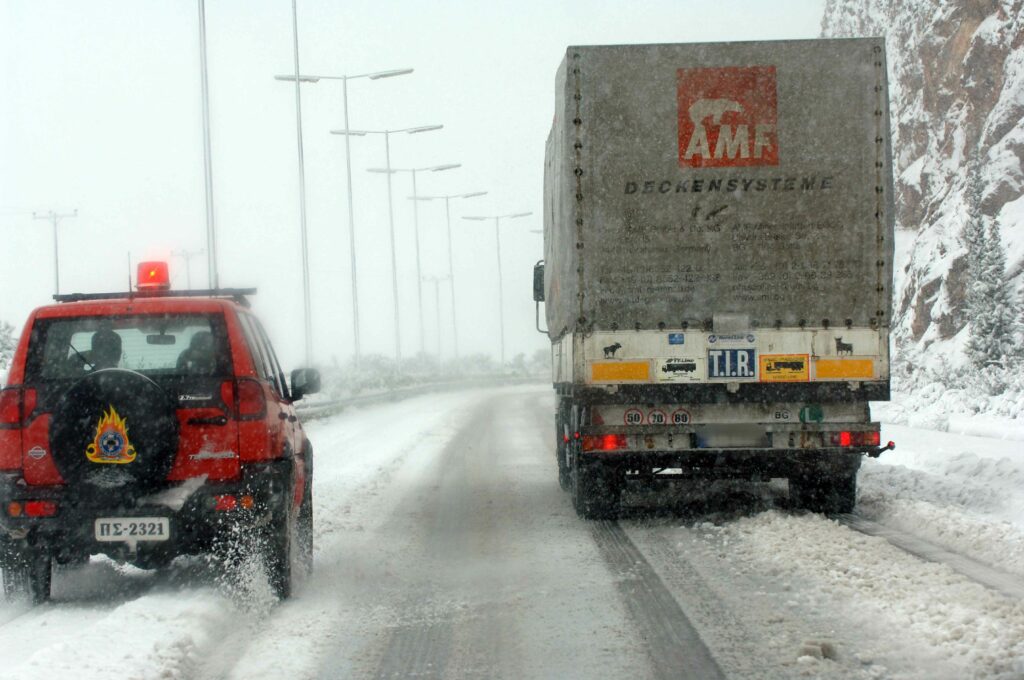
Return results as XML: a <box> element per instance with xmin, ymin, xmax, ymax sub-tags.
<box><xmin>677</xmin><ymin>66</ymin><xmax>778</xmax><ymax>168</ymax></box>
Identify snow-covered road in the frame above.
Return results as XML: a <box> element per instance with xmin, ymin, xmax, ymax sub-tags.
<box><xmin>1</xmin><ymin>385</ymin><xmax>1022</xmax><ymax>679</ymax></box>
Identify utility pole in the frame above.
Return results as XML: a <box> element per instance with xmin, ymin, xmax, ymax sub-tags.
<box><xmin>172</xmin><ymin>248</ymin><xmax>205</xmax><ymax>288</ymax></box>
<box><xmin>33</xmin><ymin>209</ymin><xmax>77</xmax><ymax>296</ymax></box>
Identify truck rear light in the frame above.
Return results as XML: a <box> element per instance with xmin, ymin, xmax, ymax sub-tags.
<box><xmin>235</xmin><ymin>378</ymin><xmax>266</xmax><ymax>418</ymax></box>
<box><xmin>830</xmin><ymin>431</ymin><xmax>880</xmax><ymax>447</ymax></box>
<box><xmin>582</xmin><ymin>434</ymin><xmax>629</xmax><ymax>451</ymax></box>
<box><xmin>6</xmin><ymin>502</ymin><xmax>22</xmax><ymax>517</ymax></box>
<box><xmin>24</xmin><ymin>501</ymin><xmax>57</xmax><ymax>517</ymax></box>
<box><xmin>0</xmin><ymin>388</ymin><xmax>22</xmax><ymax>427</ymax></box>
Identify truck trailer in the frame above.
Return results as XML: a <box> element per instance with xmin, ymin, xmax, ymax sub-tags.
<box><xmin>534</xmin><ymin>39</ymin><xmax>895</xmax><ymax>519</ymax></box>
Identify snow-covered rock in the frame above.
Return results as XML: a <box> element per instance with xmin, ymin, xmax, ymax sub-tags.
<box><xmin>822</xmin><ymin>0</ymin><xmax>1024</xmax><ymax>358</ymax></box>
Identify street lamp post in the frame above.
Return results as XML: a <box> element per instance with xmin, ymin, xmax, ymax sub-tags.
<box><xmin>197</xmin><ymin>0</ymin><xmax>219</xmax><ymax>290</ymax></box>
<box><xmin>330</xmin><ymin>125</ymin><xmax>443</xmax><ymax>361</ymax></box>
<box><xmin>413</xmin><ymin>191</ymin><xmax>486</xmax><ymax>359</ymax></box>
<box><xmin>462</xmin><ymin>211</ymin><xmax>533</xmax><ymax>366</ymax></box>
<box><xmin>32</xmin><ymin>209</ymin><xmax>76</xmax><ymax>296</ymax></box>
<box><xmin>368</xmin><ymin>163</ymin><xmax>460</xmax><ymax>355</ymax></box>
<box><xmin>422</xmin><ymin>274</ymin><xmax>450</xmax><ymax>363</ymax></box>
<box><xmin>274</xmin><ymin>68</ymin><xmax>413</xmax><ymax>363</ymax></box>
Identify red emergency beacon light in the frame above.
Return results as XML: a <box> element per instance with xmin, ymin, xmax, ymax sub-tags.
<box><xmin>137</xmin><ymin>261</ymin><xmax>170</xmax><ymax>291</ymax></box>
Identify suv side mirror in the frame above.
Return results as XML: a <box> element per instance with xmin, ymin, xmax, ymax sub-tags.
<box><xmin>533</xmin><ymin>260</ymin><xmax>545</xmax><ymax>302</ymax></box>
<box><xmin>290</xmin><ymin>367</ymin><xmax>321</xmax><ymax>401</ymax></box>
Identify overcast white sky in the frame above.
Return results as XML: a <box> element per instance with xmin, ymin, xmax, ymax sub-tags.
<box><xmin>1</xmin><ymin>0</ymin><xmax>826</xmax><ymax>370</ymax></box>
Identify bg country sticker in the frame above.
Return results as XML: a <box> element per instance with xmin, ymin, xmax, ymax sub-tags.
<box><xmin>760</xmin><ymin>354</ymin><xmax>809</xmax><ymax>382</ymax></box>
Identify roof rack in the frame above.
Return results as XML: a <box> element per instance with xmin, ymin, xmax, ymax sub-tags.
<box><xmin>53</xmin><ymin>288</ymin><xmax>258</xmax><ymax>308</ymax></box>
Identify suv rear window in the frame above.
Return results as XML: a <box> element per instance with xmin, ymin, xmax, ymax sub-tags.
<box><xmin>25</xmin><ymin>314</ymin><xmax>232</xmax><ymax>381</ymax></box>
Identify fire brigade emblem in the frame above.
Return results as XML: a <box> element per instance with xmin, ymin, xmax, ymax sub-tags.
<box><xmin>85</xmin><ymin>406</ymin><xmax>137</xmax><ymax>464</ymax></box>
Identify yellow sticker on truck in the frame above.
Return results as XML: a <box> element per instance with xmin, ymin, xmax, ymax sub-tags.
<box><xmin>814</xmin><ymin>358</ymin><xmax>875</xmax><ymax>380</ymax></box>
<box><xmin>590</xmin><ymin>361</ymin><xmax>651</xmax><ymax>382</ymax></box>
<box><xmin>760</xmin><ymin>354</ymin><xmax>809</xmax><ymax>382</ymax></box>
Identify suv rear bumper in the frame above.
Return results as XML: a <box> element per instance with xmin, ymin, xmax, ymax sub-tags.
<box><xmin>0</xmin><ymin>460</ymin><xmax>293</xmax><ymax>565</ymax></box>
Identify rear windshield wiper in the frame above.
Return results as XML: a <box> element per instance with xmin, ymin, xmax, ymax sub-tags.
<box><xmin>69</xmin><ymin>343</ymin><xmax>94</xmax><ymax>370</ymax></box>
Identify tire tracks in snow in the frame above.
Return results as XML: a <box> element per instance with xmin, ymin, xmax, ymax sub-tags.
<box><xmin>836</xmin><ymin>512</ymin><xmax>1024</xmax><ymax>600</ymax></box>
<box><xmin>590</xmin><ymin>520</ymin><xmax>725</xmax><ymax>680</ymax></box>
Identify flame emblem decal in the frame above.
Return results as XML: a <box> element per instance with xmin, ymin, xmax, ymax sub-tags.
<box><xmin>85</xmin><ymin>406</ymin><xmax>137</xmax><ymax>464</ymax></box>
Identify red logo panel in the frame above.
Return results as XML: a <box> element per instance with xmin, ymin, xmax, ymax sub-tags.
<box><xmin>677</xmin><ymin>66</ymin><xmax>778</xmax><ymax>168</ymax></box>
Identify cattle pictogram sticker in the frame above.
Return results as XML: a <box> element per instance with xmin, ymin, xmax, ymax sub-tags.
<box><xmin>677</xmin><ymin>66</ymin><xmax>779</xmax><ymax>168</ymax></box>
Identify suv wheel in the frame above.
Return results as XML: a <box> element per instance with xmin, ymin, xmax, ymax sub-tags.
<box><xmin>263</xmin><ymin>506</ymin><xmax>294</xmax><ymax>600</ymax></box>
<box><xmin>2</xmin><ymin>549</ymin><xmax>52</xmax><ymax>604</ymax></box>
<box><xmin>296</xmin><ymin>484</ymin><xmax>313</xmax><ymax>577</ymax></box>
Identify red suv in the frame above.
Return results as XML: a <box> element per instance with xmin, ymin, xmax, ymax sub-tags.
<box><xmin>0</xmin><ymin>265</ymin><xmax>320</xmax><ymax>602</ymax></box>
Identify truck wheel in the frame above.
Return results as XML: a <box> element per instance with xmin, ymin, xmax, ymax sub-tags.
<box><xmin>555</xmin><ymin>403</ymin><xmax>570</xmax><ymax>491</ymax></box>
<box><xmin>571</xmin><ymin>457</ymin><xmax>622</xmax><ymax>520</ymax></box>
<box><xmin>556</xmin><ymin>428</ymin><xmax>570</xmax><ymax>491</ymax></box>
<box><xmin>2</xmin><ymin>551</ymin><xmax>52</xmax><ymax>604</ymax></box>
<box><xmin>790</xmin><ymin>472</ymin><xmax>856</xmax><ymax>514</ymax></box>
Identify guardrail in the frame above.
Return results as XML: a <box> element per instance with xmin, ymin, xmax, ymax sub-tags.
<box><xmin>294</xmin><ymin>376</ymin><xmax>544</xmax><ymax>421</ymax></box>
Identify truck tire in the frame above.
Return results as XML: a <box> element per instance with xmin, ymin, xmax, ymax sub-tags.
<box><xmin>571</xmin><ymin>456</ymin><xmax>622</xmax><ymax>520</ymax></box>
<box><xmin>790</xmin><ymin>472</ymin><xmax>857</xmax><ymax>514</ymax></box>
<box><xmin>555</xmin><ymin>402</ymin><xmax>570</xmax><ymax>491</ymax></box>
<box><xmin>556</xmin><ymin>428</ymin><xmax>570</xmax><ymax>491</ymax></box>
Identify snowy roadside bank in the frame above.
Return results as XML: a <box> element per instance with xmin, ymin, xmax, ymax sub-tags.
<box><xmin>857</xmin><ymin>421</ymin><xmax>1024</xmax><ymax>582</ymax></box>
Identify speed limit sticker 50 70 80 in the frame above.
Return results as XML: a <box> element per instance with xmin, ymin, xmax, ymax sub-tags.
<box><xmin>624</xmin><ymin>408</ymin><xmax>644</xmax><ymax>425</ymax></box>
<box><xmin>671</xmin><ymin>409</ymin><xmax>691</xmax><ymax>424</ymax></box>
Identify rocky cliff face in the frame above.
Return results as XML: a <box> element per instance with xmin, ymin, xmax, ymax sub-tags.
<box><xmin>822</xmin><ymin>0</ymin><xmax>1024</xmax><ymax>361</ymax></box>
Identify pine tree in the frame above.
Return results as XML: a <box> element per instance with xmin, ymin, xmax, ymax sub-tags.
<box><xmin>964</xmin><ymin>182</ymin><xmax>1020</xmax><ymax>369</ymax></box>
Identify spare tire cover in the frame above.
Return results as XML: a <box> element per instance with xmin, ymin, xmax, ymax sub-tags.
<box><xmin>50</xmin><ymin>369</ymin><xmax>179</xmax><ymax>493</ymax></box>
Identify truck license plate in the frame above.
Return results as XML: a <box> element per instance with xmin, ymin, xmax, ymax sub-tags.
<box><xmin>94</xmin><ymin>517</ymin><xmax>170</xmax><ymax>542</ymax></box>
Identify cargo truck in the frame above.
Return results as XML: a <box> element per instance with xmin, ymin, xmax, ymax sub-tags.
<box><xmin>533</xmin><ymin>39</ymin><xmax>895</xmax><ymax>519</ymax></box>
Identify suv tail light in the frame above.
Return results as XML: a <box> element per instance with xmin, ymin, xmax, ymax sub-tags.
<box><xmin>581</xmin><ymin>434</ymin><xmax>629</xmax><ymax>451</ymax></box>
<box><xmin>830</xmin><ymin>431</ymin><xmax>880</xmax><ymax>447</ymax></box>
<box><xmin>0</xmin><ymin>387</ymin><xmax>22</xmax><ymax>428</ymax></box>
<box><xmin>235</xmin><ymin>378</ymin><xmax>266</xmax><ymax>419</ymax></box>
<box><xmin>0</xmin><ymin>387</ymin><xmax>37</xmax><ymax>428</ymax></box>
